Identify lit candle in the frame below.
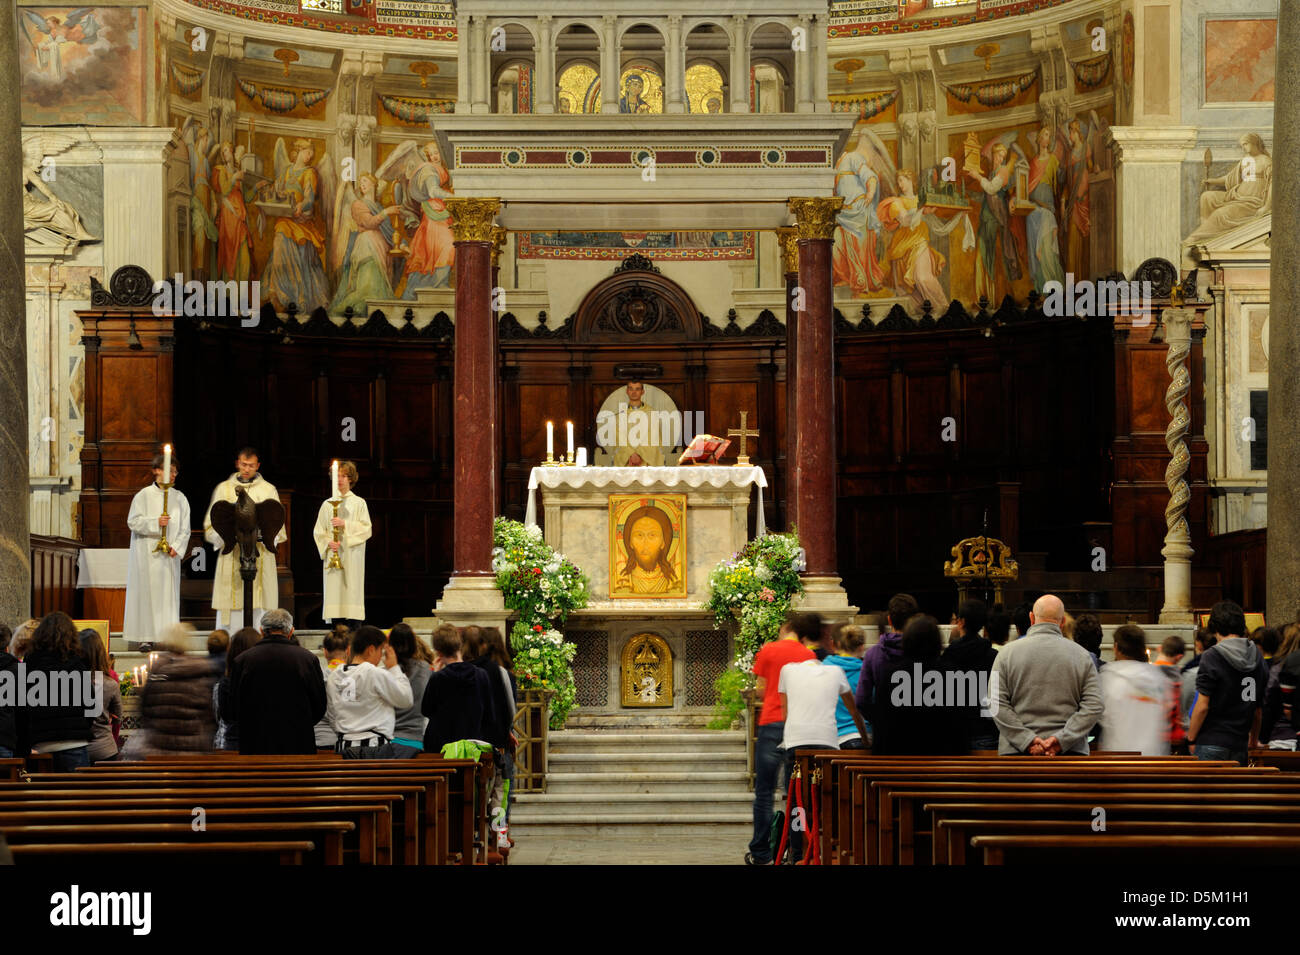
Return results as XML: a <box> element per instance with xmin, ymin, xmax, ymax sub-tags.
<box><xmin>162</xmin><ymin>444</ymin><xmax>172</xmax><ymax>482</ymax></box>
<box><xmin>331</xmin><ymin>460</ymin><xmax>340</xmax><ymax>500</ymax></box>
<box><xmin>566</xmin><ymin>421</ymin><xmax>574</xmax><ymax>458</ymax></box>
<box><xmin>546</xmin><ymin>421</ymin><xmax>554</xmax><ymax>457</ymax></box>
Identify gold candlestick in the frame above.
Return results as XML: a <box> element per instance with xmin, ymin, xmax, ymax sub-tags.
<box><xmin>326</xmin><ymin>499</ymin><xmax>344</xmax><ymax>570</ymax></box>
<box><xmin>153</xmin><ymin>482</ymin><xmax>173</xmax><ymax>554</ymax></box>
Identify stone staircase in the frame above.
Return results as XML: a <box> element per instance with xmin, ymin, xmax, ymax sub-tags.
<box><xmin>509</xmin><ymin>719</ymin><xmax>754</xmax><ymax>837</ymax></box>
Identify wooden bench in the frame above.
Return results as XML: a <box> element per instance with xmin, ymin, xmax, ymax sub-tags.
<box><xmin>12</xmin><ymin>841</ymin><xmax>316</xmax><ymax>865</ymax></box>
<box><xmin>971</xmin><ymin>833</ymin><xmax>1300</xmax><ymax>865</ymax></box>
<box><xmin>0</xmin><ymin>821</ymin><xmax>354</xmax><ymax>865</ymax></box>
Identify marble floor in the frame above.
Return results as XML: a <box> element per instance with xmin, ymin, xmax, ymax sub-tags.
<box><xmin>506</xmin><ymin>823</ymin><xmax>752</xmax><ymax>865</ymax></box>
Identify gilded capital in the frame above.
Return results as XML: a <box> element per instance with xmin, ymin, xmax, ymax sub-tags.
<box><xmin>490</xmin><ymin>225</ymin><xmax>508</xmax><ymax>267</ymax></box>
<box><xmin>775</xmin><ymin>227</ymin><xmax>799</xmax><ymax>276</ymax></box>
<box><xmin>446</xmin><ymin>197</ymin><xmax>502</xmax><ymax>243</ymax></box>
<box><xmin>788</xmin><ymin>196</ymin><xmax>843</xmax><ymax>241</ymax></box>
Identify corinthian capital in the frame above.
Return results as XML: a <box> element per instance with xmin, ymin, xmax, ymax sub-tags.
<box><xmin>788</xmin><ymin>197</ymin><xmax>844</xmax><ymax>241</ymax></box>
<box><xmin>447</xmin><ymin>198</ymin><xmax>502</xmax><ymax>242</ymax></box>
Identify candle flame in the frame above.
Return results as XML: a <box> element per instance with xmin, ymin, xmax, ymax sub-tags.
<box><xmin>164</xmin><ymin>443</ymin><xmax>172</xmax><ymax>452</ymax></box>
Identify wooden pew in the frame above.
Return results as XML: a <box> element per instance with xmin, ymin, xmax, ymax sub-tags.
<box><xmin>0</xmin><ymin>804</ymin><xmax>382</xmax><ymax>864</ymax></box>
<box><xmin>971</xmin><ymin>833</ymin><xmax>1300</xmax><ymax>865</ymax></box>
<box><xmin>934</xmin><ymin>814</ymin><xmax>1300</xmax><ymax>865</ymax></box>
<box><xmin>0</xmin><ymin>821</ymin><xmax>354</xmax><ymax>865</ymax></box>
<box><xmin>0</xmin><ymin>786</ymin><xmax>406</xmax><ymax>864</ymax></box>
<box><xmin>13</xmin><ymin>841</ymin><xmax>316</xmax><ymax>865</ymax></box>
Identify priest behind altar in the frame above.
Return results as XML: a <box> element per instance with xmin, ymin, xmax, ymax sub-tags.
<box><xmin>604</xmin><ymin>381</ymin><xmax>667</xmax><ymax>467</ymax></box>
<box><xmin>312</xmin><ymin>460</ymin><xmax>373</xmax><ymax>629</ymax></box>
<box><xmin>124</xmin><ymin>451</ymin><xmax>192</xmax><ymax>642</ymax></box>
<box><xmin>203</xmin><ymin>447</ymin><xmax>287</xmax><ymax>631</ymax></box>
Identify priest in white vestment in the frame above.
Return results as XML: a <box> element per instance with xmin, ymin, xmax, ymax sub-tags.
<box><xmin>612</xmin><ymin>381</ymin><xmax>666</xmax><ymax>467</ymax></box>
<box><xmin>312</xmin><ymin>460</ymin><xmax>373</xmax><ymax>626</ymax></box>
<box><xmin>203</xmin><ymin>448</ymin><xmax>287</xmax><ymax>631</ymax></box>
<box><xmin>124</xmin><ymin>453</ymin><xmax>191</xmax><ymax>642</ymax></box>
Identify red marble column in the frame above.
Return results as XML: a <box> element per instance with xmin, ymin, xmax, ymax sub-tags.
<box><xmin>447</xmin><ymin>198</ymin><xmax>501</xmax><ymax>577</ymax></box>
<box><xmin>778</xmin><ymin>227</ymin><xmax>799</xmax><ymax>533</ymax></box>
<box><xmin>789</xmin><ymin>197</ymin><xmax>842</xmax><ymax>577</ymax></box>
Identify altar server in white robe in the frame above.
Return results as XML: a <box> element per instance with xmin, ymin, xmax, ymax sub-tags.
<box><xmin>313</xmin><ymin>460</ymin><xmax>372</xmax><ymax>627</ymax></box>
<box><xmin>203</xmin><ymin>447</ymin><xmax>287</xmax><ymax>631</ymax></box>
<box><xmin>124</xmin><ymin>451</ymin><xmax>191</xmax><ymax>641</ymax></box>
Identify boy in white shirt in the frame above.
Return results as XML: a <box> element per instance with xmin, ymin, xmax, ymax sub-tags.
<box><xmin>326</xmin><ymin>625</ymin><xmax>416</xmax><ymax>759</ymax></box>
<box><xmin>778</xmin><ymin>637</ymin><xmax>869</xmax><ymax>861</ymax></box>
<box><xmin>1099</xmin><ymin>625</ymin><xmax>1172</xmax><ymax>756</ymax></box>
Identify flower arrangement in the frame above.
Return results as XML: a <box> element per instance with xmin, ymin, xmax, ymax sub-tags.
<box><xmin>119</xmin><ymin>671</ymin><xmax>135</xmax><ymax>697</ymax></box>
<box><xmin>704</xmin><ymin>530</ymin><xmax>805</xmax><ymax>728</ymax></box>
<box><xmin>493</xmin><ymin>517</ymin><xmax>589</xmax><ymax>728</ymax></box>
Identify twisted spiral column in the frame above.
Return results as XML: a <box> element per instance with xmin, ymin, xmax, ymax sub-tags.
<box><xmin>1159</xmin><ymin>308</ymin><xmax>1195</xmax><ymax>624</ymax></box>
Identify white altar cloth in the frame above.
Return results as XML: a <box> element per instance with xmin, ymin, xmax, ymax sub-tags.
<box><xmin>525</xmin><ymin>465</ymin><xmax>767</xmax><ymax>537</ymax></box>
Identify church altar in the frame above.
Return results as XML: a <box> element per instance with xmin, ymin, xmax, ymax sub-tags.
<box><xmin>526</xmin><ymin>465</ymin><xmax>767</xmax><ymax>608</ymax></box>
<box><xmin>525</xmin><ymin>465</ymin><xmax>767</xmax><ymax>712</ymax></box>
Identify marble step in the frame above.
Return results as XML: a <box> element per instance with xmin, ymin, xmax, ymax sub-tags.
<box><xmin>548</xmin><ymin>731</ymin><xmax>746</xmax><ymax>754</ymax></box>
<box><xmin>510</xmin><ymin>792</ymin><xmax>755</xmax><ymax>820</ymax></box>
<box><xmin>563</xmin><ymin>713</ymin><xmax>718</xmax><ymax>729</ymax></box>
<box><xmin>549</xmin><ymin>751</ymin><xmax>747</xmax><ymax>774</ymax></box>
<box><xmin>508</xmin><ymin>814</ymin><xmax>754</xmax><ymax>829</ymax></box>
<box><xmin>543</xmin><ymin>771</ymin><xmax>750</xmax><ymax>793</ymax></box>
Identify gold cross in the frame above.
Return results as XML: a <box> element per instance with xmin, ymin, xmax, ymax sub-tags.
<box><xmin>727</xmin><ymin>411</ymin><xmax>759</xmax><ymax>466</ymax></box>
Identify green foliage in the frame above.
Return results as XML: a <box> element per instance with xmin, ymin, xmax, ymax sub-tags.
<box><xmin>704</xmin><ymin>530</ymin><xmax>805</xmax><ymax>672</ymax></box>
<box><xmin>707</xmin><ymin>666</ymin><xmax>750</xmax><ymax>730</ymax></box>
<box><xmin>494</xmin><ymin>517</ymin><xmax>589</xmax><ymax>729</ymax></box>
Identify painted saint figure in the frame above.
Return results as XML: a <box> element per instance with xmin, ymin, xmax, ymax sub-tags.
<box><xmin>211</xmin><ymin>142</ymin><xmax>254</xmax><ymax>284</ymax></box>
<box><xmin>968</xmin><ymin>140</ymin><xmax>1026</xmax><ymax>305</ymax></box>
<box><xmin>1184</xmin><ymin>133</ymin><xmax>1272</xmax><ymax>246</ymax></box>
<box><xmin>615</xmin><ymin>507</ymin><xmax>678</xmax><ymax>595</ymax></box>
<box><xmin>399</xmin><ymin>143</ymin><xmax>456</xmax><ymax>298</ymax></box>
<box><xmin>878</xmin><ymin>169</ymin><xmax>949</xmax><ymax>311</ymax></box>
<box><xmin>1025</xmin><ymin>126</ymin><xmax>1066</xmax><ymax>290</ymax></box>
<box><xmin>832</xmin><ymin>134</ymin><xmax>887</xmax><ymax>296</ymax></box>
<box><xmin>329</xmin><ymin>174</ymin><xmax>402</xmax><ymax>316</ymax></box>
<box><xmin>264</xmin><ymin>138</ymin><xmax>331</xmax><ymax>313</ymax></box>
<box><xmin>620</xmin><ymin>73</ymin><xmax>650</xmax><ymax>113</ymax></box>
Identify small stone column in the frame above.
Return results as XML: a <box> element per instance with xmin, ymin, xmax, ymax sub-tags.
<box><xmin>665</xmin><ymin>15</ymin><xmax>685</xmax><ymax>114</ymax></box>
<box><xmin>455</xmin><ymin>14</ymin><xmax>471</xmax><ymax>112</ymax></box>
<box><xmin>0</xmin><ymin>5</ymin><xmax>30</xmax><ymax>624</ymax></box>
<box><xmin>777</xmin><ymin>226</ymin><xmax>799</xmax><ymax>532</ymax></box>
<box><xmin>600</xmin><ymin>16</ymin><xmax>620</xmax><ymax>113</ymax></box>
<box><xmin>535</xmin><ymin>16</ymin><xmax>555</xmax><ymax>114</ymax></box>
<box><xmin>1268</xmin><ymin>0</ymin><xmax>1300</xmax><ymax>620</ymax></box>
<box><xmin>1159</xmin><ymin>307</ymin><xmax>1195</xmax><ymax>624</ymax></box>
<box><xmin>794</xmin><ymin>15</ymin><xmax>813</xmax><ymax>113</ymax></box>
<box><xmin>436</xmin><ymin>198</ymin><xmax>509</xmax><ymax>631</ymax></box>
<box><xmin>788</xmin><ymin>197</ymin><xmax>856</xmax><ymax>623</ymax></box>
<box><xmin>729</xmin><ymin>15</ymin><xmax>749</xmax><ymax>114</ymax></box>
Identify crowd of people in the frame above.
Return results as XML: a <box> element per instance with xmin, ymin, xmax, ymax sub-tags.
<box><xmin>745</xmin><ymin>594</ymin><xmax>1278</xmax><ymax>864</ymax></box>
<box><xmin>0</xmin><ymin>609</ymin><xmax>520</xmax><ymax>832</ymax></box>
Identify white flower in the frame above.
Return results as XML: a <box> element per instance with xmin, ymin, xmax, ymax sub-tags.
<box><xmin>526</xmin><ymin>524</ymin><xmax>543</xmax><ymax>538</ymax></box>
<box><xmin>529</xmin><ymin>648</ymin><xmax>540</xmax><ymax>658</ymax></box>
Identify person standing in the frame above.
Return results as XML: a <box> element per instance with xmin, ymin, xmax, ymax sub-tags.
<box><xmin>229</xmin><ymin>609</ymin><xmax>327</xmax><ymax>755</ymax></box>
<box><xmin>941</xmin><ymin>599</ymin><xmax>999</xmax><ymax>751</ymax></box>
<box><xmin>824</xmin><ymin>625</ymin><xmax>869</xmax><ymax>749</ymax></box>
<box><xmin>745</xmin><ymin>613</ymin><xmax>818</xmax><ymax>866</ymax></box>
<box><xmin>203</xmin><ymin>447</ymin><xmax>286</xmax><ymax>632</ymax></box>
<box><xmin>1188</xmin><ymin>600</ymin><xmax>1270</xmax><ymax>765</ymax></box>
<box><xmin>312</xmin><ymin>461</ymin><xmax>372</xmax><ymax>629</ymax></box>
<box><xmin>854</xmin><ymin>593</ymin><xmax>918</xmax><ymax>717</ymax></box>
<box><xmin>1098</xmin><ymin>625</ymin><xmax>1172</xmax><ymax>756</ymax></box>
<box><xmin>15</xmin><ymin>613</ymin><xmax>93</xmax><ymax>771</ymax></box>
<box><xmin>124</xmin><ymin>450</ymin><xmax>191</xmax><ymax>643</ymax></box>
<box><xmin>421</xmin><ymin>626</ymin><xmax>495</xmax><ymax>754</ymax></box>
<box><xmin>388</xmin><ymin>624</ymin><xmax>433</xmax><ymax>753</ymax></box>
<box><xmin>325</xmin><ymin>626</ymin><xmax>415</xmax><ymax>758</ymax></box>
<box><xmin>990</xmin><ymin>594</ymin><xmax>1103</xmax><ymax>756</ymax></box>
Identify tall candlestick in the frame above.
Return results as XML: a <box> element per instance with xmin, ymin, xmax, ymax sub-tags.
<box><xmin>162</xmin><ymin>443</ymin><xmax>172</xmax><ymax>479</ymax></box>
<box><xmin>546</xmin><ymin>421</ymin><xmax>554</xmax><ymax>457</ymax></box>
<box><xmin>331</xmin><ymin>460</ymin><xmax>340</xmax><ymax>500</ymax></box>
<box><xmin>566</xmin><ymin>421</ymin><xmax>574</xmax><ymax>458</ymax></box>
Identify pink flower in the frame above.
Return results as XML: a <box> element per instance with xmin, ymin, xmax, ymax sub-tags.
<box><xmin>760</xmin><ymin>587</ymin><xmax>775</xmax><ymax>602</ymax></box>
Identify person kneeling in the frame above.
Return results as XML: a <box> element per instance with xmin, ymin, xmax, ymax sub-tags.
<box><xmin>326</xmin><ymin>626</ymin><xmax>417</xmax><ymax>758</ymax></box>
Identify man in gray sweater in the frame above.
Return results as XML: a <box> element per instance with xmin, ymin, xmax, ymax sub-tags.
<box><xmin>990</xmin><ymin>594</ymin><xmax>1103</xmax><ymax>755</ymax></box>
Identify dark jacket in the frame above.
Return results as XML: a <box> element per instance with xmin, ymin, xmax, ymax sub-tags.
<box><xmin>1262</xmin><ymin>651</ymin><xmax>1300</xmax><ymax>743</ymax></box>
<box><xmin>16</xmin><ymin>648</ymin><xmax>93</xmax><ymax>754</ymax></box>
<box><xmin>867</xmin><ymin>655</ymin><xmax>969</xmax><ymax>756</ymax></box>
<box><xmin>230</xmin><ymin>634</ymin><xmax>327</xmax><ymax>755</ymax></box>
<box><xmin>470</xmin><ymin>655</ymin><xmax>511</xmax><ymax>747</ymax></box>
<box><xmin>1194</xmin><ymin>637</ymin><xmax>1270</xmax><ymax>750</ymax></box>
<box><xmin>136</xmin><ymin>653</ymin><xmax>217</xmax><ymax>754</ymax></box>
<box><xmin>855</xmin><ymin>631</ymin><xmax>904</xmax><ymax>713</ymax></box>
<box><xmin>940</xmin><ymin>632</ymin><xmax>999</xmax><ymax>746</ymax></box>
<box><xmin>0</xmin><ymin>652</ymin><xmax>17</xmax><ymax>752</ymax></box>
<box><xmin>421</xmin><ymin>661</ymin><xmax>494</xmax><ymax>754</ymax></box>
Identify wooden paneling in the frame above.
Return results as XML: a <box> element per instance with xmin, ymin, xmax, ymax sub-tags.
<box><xmin>31</xmin><ymin>535</ymin><xmax>79</xmax><ymax>618</ymax></box>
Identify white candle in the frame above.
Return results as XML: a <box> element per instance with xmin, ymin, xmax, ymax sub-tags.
<box><xmin>162</xmin><ymin>444</ymin><xmax>172</xmax><ymax>482</ymax></box>
<box><xmin>566</xmin><ymin>421</ymin><xmax>574</xmax><ymax>457</ymax></box>
<box><xmin>331</xmin><ymin>460</ymin><xmax>340</xmax><ymax>500</ymax></box>
<box><xmin>546</xmin><ymin>421</ymin><xmax>554</xmax><ymax>457</ymax></box>
<box><xmin>576</xmin><ymin>447</ymin><xmax>587</xmax><ymax>468</ymax></box>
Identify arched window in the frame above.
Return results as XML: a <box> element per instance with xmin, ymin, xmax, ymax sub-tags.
<box><xmin>685</xmin><ymin>63</ymin><xmax>724</xmax><ymax>113</ymax></box>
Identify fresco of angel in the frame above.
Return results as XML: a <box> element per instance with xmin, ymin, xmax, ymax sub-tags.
<box><xmin>1061</xmin><ymin>111</ymin><xmax>1107</xmax><ymax>279</ymax></box>
<box><xmin>966</xmin><ymin>131</ymin><xmax>1027</xmax><ymax>305</ymax></box>
<box><xmin>328</xmin><ymin>173</ymin><xmax>403</xmax><ymax>317</ymax></box>
<box><xmin>262</xmin><ymin>137</ymin><xmax>335</xmax><ymax>314</ymax></box>
<box><xmin>20</xmin><ymin>9</ymin><xmax>100</xmax><ymax>82</ymax></box>
<box><xmin>1025</xmin><ymin>125</ymin><xmax>1067</xmax><ymax>290</ymax></box>
<box><xmin>376</xmin><ymin>141</ymin><xmax>455</xmax><ymax>299</ymax></box>
<box><xmin>211</xmin><ymin>141</ymin><xmax>255</xmax><ymax>284</ymax></box>
<box><xmin>180</xmin><ymin>118</ymin><xmax>218</xmax><ymax>279</ymax></box>
<box><xmin>832</xmin><ymin>126</ymin><xmax>889</xmax><ymax>296</ymax></box>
